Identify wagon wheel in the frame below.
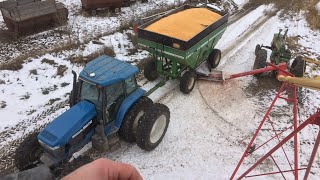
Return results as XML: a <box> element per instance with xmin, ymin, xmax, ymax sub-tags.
<box><xmin>91</xmin><ymin>10</ymin><xmax>97</xmax><ymax>16</ymax></box>
<box><xmin>111</xmin><ymin>7</ymin><xmax>121</xmax><ymax>13</ymax></box>
<box><xmin>207</xmin><ymin>49</ymin><xmax>221</xmax><ymax>69</ymax></box>
<box><xmin>144</xmin><ymin>59</ymin><xmax>158</xmax><ymax>81</ymax></box>
<box><xmin>180</xmin><ymin>70</ymin><xmax>196</xmax><ymax>94</ymax></box>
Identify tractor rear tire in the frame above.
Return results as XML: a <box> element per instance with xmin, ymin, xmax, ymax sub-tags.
<box><xmin>144</xmin><ymin>59</ymin><xmax>158</xmax><ymax>81</ymax></box>
<box><xmin>255</xmin><ymin>44</ymin><xmax>261</xmax><ymax>56</ymax></box>
<box><xmin>207</xmin><ymin>49</ymin><xmax>221</xmax><ymax>69</ymax></box>
<box><xmin>119</xmin><ymin>96</ymin><xmax>153</xmax><ymax>142</ymax></box>
<box><xmin>180</xmin><ymin>71</ymin><xmax>196</xmax><ymax>94</ymax></box>
<box><xmin>253</xmin><ymin>49</ymin><xmax>268</xmax><ymax>77</ymax></box>
<box><xmin>136</xmin><ymin>103</ymin><xmax>170</xmax><ymax>151</ymax></box>
<box><xmin>290</xmin><ymin>56</ymin><xmax>306</xmax><ymax>77</ymax></box>
<box><xmin>14</xmin><ymin>133</ymin><xmax>42</xmax><ymax>171</ymax></box>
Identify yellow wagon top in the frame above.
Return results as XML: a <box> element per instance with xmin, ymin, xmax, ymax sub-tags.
<box><xmin>145</xmin><ymin>8</ymin><xmax>222</xmax><ymax>41</ymax></box>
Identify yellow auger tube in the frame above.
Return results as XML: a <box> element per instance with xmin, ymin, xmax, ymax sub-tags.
<box><xmin>277</xmin><ymin>75</ymin><xmax>320</xmax><ymax>90</ymax></box>
<box><xmin>304</xmin><ymin>57</ymin><xmax>320</xmax><ymax>66</ymax></box>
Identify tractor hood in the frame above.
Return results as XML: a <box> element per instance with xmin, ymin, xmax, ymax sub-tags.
<box><xmin>38</xmin><ymin>100</ymin><xmax>96</xmax><ymax>148</ymax></box>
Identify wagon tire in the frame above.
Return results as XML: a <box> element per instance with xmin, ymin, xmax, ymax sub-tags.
<box><xmin>91</xmin><ymin>10</ymin><xmax>97</xmax><ymax>16</ymax></box>
<box><xmin>207</xmin><ymin>49</ymin><xmax>221</xmax><ymax>69</ymax></box>
<box><xmin>180</xmin><ymin>71</ymin><xmax>196</xmax><ymax>94</ymax></box>
<box><xmin>255</xmin><ymin>44</ymin><xmax>261</xmax><ymax>56</ymax></box>
<box><xmin>253</xmin><ymin>49</ymin><xmax>268</xmax><ymax>77</ymax></box>
<box><xmin>136</xmin><ymin>103</ymin><xmax>170</xmax><ymax>151</ymax></box>
<box><xmin>15</xmin><ymin>133</ymin><xmax>42</xmax><ymax>171</ymax></box>
<box><xmin>119</xmin><ymin>96</ymin><xmax>153</xmax><ymax>142</ymax></box>
<box><xmin>112</xmin><ymin>7</ymin><xmax>121</xmax><ymax>13</ymax></box>
<box><xmin>144</xmin><ymin>59</ymin><xmax>158</xmax><ymax>81</ymax></box>
<box><xmin>290</xmin><ymin>56</ymin><xmax>306</xmax><ymax>77</ymax></box>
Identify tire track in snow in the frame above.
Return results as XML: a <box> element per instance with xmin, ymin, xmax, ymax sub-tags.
<box><xmin>196</xmin><ymin>8</ymin><xmax>277</xmax><ymax>140</ymax></box>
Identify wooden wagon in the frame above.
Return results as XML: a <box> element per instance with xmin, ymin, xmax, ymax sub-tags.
<box><xmin>0</xmin><ymin>0</ymin><xmax>68</xmax><ymax>36</ymax></box>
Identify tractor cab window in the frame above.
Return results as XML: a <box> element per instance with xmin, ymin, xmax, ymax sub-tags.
<box><xmin>105</xmin><ymin>82</ymin><xmax>125</xmax><ymax>122</ymax></box>
<box><xmin>79</xmin><ymin>81</ymin><xmax>103</xmax><ymax>110</ymax></box>
<box><xmin>125</xmin><ymin>76</ymin><xmax>137</xmax><ymax>95</ymax></box>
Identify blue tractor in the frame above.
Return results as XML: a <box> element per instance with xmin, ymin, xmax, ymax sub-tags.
<box><xmin>15</xmin><ymin>55</ymin><xmax>170</xmax><ymax>170</ymax></box>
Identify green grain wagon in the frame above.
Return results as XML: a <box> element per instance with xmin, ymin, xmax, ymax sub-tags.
<box><xmin>137</xmin><ymin>5</ymin><xmax>228</xmax><ymax>94</ymax></box>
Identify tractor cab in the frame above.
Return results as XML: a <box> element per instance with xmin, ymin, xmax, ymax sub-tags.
<box><xmin>75</xmin><ymin>57</ymin><xmax>139</xmax><ymax>126</ymax></box>
<box><xmin>37</xmin><ymin>55</ymin><xmax>144</xmax><ymax>166</ymax></box>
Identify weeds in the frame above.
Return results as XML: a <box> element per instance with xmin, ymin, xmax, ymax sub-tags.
<box><xmin>29</xmin><ymin>69</ymin><xmax>37</xmax><ymax>75</ymax></box>
<box><xmin>61</xmin><ymin>82</ymin><xmax>70</xmax><ymax>87</ymax></box>
<box><xmin>41</xmin><ymin>58</ymin><xmax>58</xmax><ymax>66</ymax></box>
<box><xmin>57</xmin><ymin>65</ymin><xmax>68</xmax><ymax>76</ymax></box>
<box><xmin>48</xmin><ymin>98</ymin><xmax>61</xmax><ymax>105</ymax></box>
<box><xmin>0</xmin><ymin>59</ymin><xmax>23</xmax><ymax>71</ymax></box>
<box><xmin>20</xmin><ymin>92</ymin><xmax>31</xmax><ymax>100</ymax></box>
<box><xmin>0</xmin><ymin>101</ymin><xmax>6</xmax><ymax>109</ymax></box>
<box><xmin>27</xmin><ymin>109</ymin><xmax>36</xmax><ymax>115</ymax></box>
<box><xmin>70</xmin><ymin>46</ymin><xmax>116</xmax><ymax>65</ymax></box>
<box><xmin>41</xmin><ymin>85</ymin><xmax>58</xmax><ymax>95</ymax></box>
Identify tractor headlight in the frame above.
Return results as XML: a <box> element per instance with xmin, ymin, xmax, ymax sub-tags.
<box><xmin>38</xmin><ymin>140</ymin><xmax>60</xmax><ymax>151</ymax></box>
<box><xmin>38</xmin><ymin>140</ymin><xmax>65</xmax><ymax>158</ymax></box>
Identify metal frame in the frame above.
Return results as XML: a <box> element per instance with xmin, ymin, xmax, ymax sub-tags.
<box><xmin>227</xmin><ymin>64</ymin><xmax>320</xmax><ymax>179</ymax></box>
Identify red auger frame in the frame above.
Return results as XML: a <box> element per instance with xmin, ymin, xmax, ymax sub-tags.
<box><xmin>199</xmin><ymin>62</ymin><xmax>320</xmax><ymax>179</ymax></box>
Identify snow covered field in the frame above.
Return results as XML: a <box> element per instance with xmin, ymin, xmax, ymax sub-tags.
<box><xmin>0</xmin><ymin>0</ymin><xmax>320</xmax><ymax>179</ymax></box>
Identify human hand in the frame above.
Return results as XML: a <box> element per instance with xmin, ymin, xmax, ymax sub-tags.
<box><xmin>62</xmin><ymin>158</ymin><xmax>143</xmax><ymax>180</ymax></box>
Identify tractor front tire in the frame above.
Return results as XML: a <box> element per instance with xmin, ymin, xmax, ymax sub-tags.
<box><xmin>207</xmin><ymin>49</ymin><xmax>221</xmax><ymax>69</ymax></box>
<box><xmin>290</xmin><ymin>56</ymin><xmax>306</xmax><ymax>77</ymax></box>
<box><xmin>253</xmin><ymin>49</ymin><xmax>268</xmax><ymax>77</ymax></box>
<box><xmin>119</xmin><ymin>96</ymin><xmax>153</xmax><ymax>142</ymax></box>
<box><xmin>255</xmin><ymin>44</ymin><xmax>261</xmax><ymax>56</ymax></box>
<box><xmin>15</xmin><ymin>133</ymin><xmax>42</xmax><ymax>171</ymax></box>
<box><xmin>144</xmin><ymin>59</ymin><xmax>158</xmax><ymax>81</ymax></box>
<box><xmin>136</xmin><ymin>103</ymin><xmax>170</xmax><ymax>151</ymax></box>
<box><xmin>180</xmin><ymin>71</ymin><xmax>196</xmax><ymax>94</ymax></box>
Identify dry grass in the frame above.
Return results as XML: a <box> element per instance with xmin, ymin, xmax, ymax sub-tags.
<box><xmin>41</xmin><ymin>58</ymin><xmax>58</xmax><ymax>66</ymax></box>
<box><xmin>56</xmin><ymin>65</ymin><xmax>68</xmax><ymax>76</ymax></box>
<box><xmin>70</xmin><ymin>46</ymin><xmax>116</xmax><ymax>65</ymax></box>
<box><xmin>0</xmin><ymin>59</ymin><xmax>24</xmax><ymax>71</ymax></box>
<box><xmin>247</xmin><ymin>0</ymin><xmax>320</xmax><ymax>29</ymax></box>
<box><xmin>286</xmin><ymin>36</ymin><xmax>302</xmax><ymax>51</ymax></box>
<box><xmin>29</xmin><ymin>69</ymin><xmax>38</xmax><ymax>75</ymax></box>
<box><xmin>0</xmin><ymin>101</ymin><xmax>6</xmax><ymax>109</ymax></box>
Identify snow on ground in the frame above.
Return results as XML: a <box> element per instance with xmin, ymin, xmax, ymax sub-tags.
<box><xmin>198</xmin><ymin>8</ymin><xmax>320</xmax><ymax>179</ymax></box>
<box><xmin>0</xmin><ymin>1</ymin><xmax>320</xmax><ymax>179</ymax></box>
<box><xmin>0</xmin><ymin>29</ymin><xmax>146</xmax><ymax>146</ymax></box>
<box><xmin>0</xmin><ymin>0</ymin><xmax>184</xmax><ymax>63</ymax></box>
<box><xmin>233</xmin><ymin>0</ymin><xmax>248</xmax><ymax>6</ymax></box>
<box><xmin>316</xmin><ymin>2</ymin><xmax>320</xmax><ymax>14</ymax></box>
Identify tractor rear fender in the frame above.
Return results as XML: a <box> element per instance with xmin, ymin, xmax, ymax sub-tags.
<box><xmin>114</xmin><ymin>88</ymin><xmax>146</xmax><ymax>128</ymax></box>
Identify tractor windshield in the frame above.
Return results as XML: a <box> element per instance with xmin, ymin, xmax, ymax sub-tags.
<box><xmin>79</xmin><ymin>81</ymin><xmax>103</xmax><ymax>109</ymax></box>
